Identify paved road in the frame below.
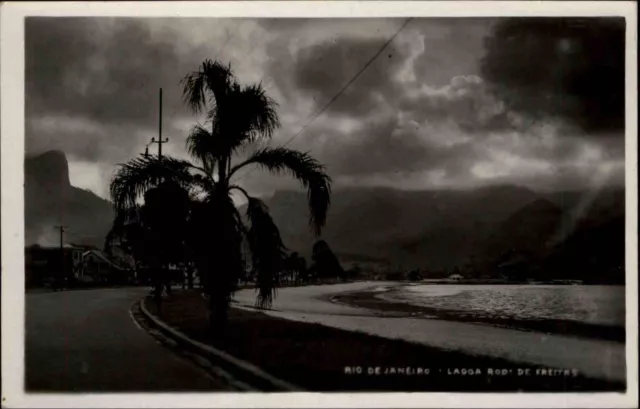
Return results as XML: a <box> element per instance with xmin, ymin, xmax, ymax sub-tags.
<box><xmin>26</xmin><ymin>288</ymin><xmax>227</xmax><ymax>392</ymax></box>
<box><xmin>234</xmin><ymin>282</ymin><xmax>626</xmax><ymax>383</ymax></box>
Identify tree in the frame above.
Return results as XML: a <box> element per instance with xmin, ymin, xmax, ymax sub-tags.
<box><xmin>311</xmin><ymin>240</ymin><xmax>344</xmax><ymax>282</ymax></box>
<box><xmin>347</xmin><ymin>263</ymin><xmax>362</xmax><ymax>280</ymax></box>
<box><xmin>105</xmin><ymin>205</ymin><xmax>145</xmax><ymax>277</ymax></box>
<box><xmin>106</xmin><ymin>181</ymin><xmax>190</xmax><ymax>310</ymax></box>
<box><xmin>140</xmin><ymin>181</ymin><xmax>190</xmax><ymax>297</ymax></box>
<box><xmin>110</xmin><ymin>59</ymin><xmax>331</xmax><ymax>333</ymax></box>
<box><xmin>284</xmin><ymin>252</ymin><xmax>308</xmax><ymax>285</ymax></box>
<box><xmin>407</xmin><ymin>269</ymin><xmax>422</xmax><ymax>282</ymax></box>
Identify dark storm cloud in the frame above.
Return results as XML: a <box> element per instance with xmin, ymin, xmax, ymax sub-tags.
<box><xmin>398</xmin><ymin>75</ymin><xmax>517</xmax><ymax>134</ymax></box>
<box><xmin>312</xmin><ymin>114</ymin><xmax>476</xmax><ymax>178</ymax></box>
<box><xmin>480</xmin><ymin>17</ymin><xmax>626</xmax><ymax>134</ymax></box>
<box><xmin>297</xmin><ymin>39</ymin><xmax>408</xmax><ymax>116</ymax></box>
<box><xmin>27</xmin><ymin>18</ymin><xmax>183</xmax><ymax>122</ymax></box>
<box><xmin>24</xmin><ymin>17</ymin><xmax>626</xmax><ymax>197</ymax></box>
<box><xmin>25</xmin><ymin>18</ymin><xmax>201</xmax><ymax>161</ymax></box>
<box><xmin>268</xmin><ymin>19</ymin><xmax>499</xmax><ymax>128</ymax></box>
<box><xmin>271</xmin><ymin>36</ymin><xmax>408</xmax><ymax>118</ymax></box>
<box><xmin>410</xmin><ymin>18</ymin><xmax>494</xmax><ymax>86</ymax></box>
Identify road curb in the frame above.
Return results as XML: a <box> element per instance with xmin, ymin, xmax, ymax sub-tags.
<box><xmin>138</xmin><ymin>298</ymin><xmax>301</xmax><ymax>392</ymax></box>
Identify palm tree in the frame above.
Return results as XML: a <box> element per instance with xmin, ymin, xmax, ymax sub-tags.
<box><xmin>106</xmin><ymin>181</ymin><xmax>190</xmax><ymax>312</ymax></box>
<box><xmin>109</xmin><ymin>59</ymin><xmax>331</xmax><ymax>332</ymax></box>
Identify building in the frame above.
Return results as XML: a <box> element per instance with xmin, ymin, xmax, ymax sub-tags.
<box><xmin>448</xmin><ymin>274</ymin><xmax>464</xmax><ymax>281</ymax></box>
<box><xmin>25</xmin><ymin>244</ymin><xmax>84</xmax><ymax>287</ymax></box>
<box><xmin>80</xmin><ymin>249</ymin><xmax>132</xmax><ymax>284</ymax></box>
<box><xmin>107</xmin><ymin>245</ymin><xmax>136</xmax><ymax>277</ymax></box>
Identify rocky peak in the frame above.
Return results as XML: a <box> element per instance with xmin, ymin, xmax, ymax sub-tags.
<box><xmin>25</xmin><ymin>150</ymin><xmax>71</xmax><ymax>191</ymax></box>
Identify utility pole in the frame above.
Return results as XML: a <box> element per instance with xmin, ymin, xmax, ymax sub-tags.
<box><xmin>145</xmin><ymin>88</ymin><xmax>169</xmax><ymax>159</ymax></box>
<box><xmin>54</xmin><ymin>225</ymin><xmax>67</xmax><ymax>284</ymax></box>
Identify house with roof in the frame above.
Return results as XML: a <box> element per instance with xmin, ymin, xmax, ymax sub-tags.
<box><xmin>25</xmin><ymin>244</ymin><xmax>84</xmax><ymax>287</ymax></box>
<box><xmin>80</xmin><ymin>249</ymin><xmax>132</xmax><ymax>284</ymax></box>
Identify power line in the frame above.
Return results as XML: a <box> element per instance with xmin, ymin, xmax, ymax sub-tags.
<box><xmin>281</xmin><ymin>18</ymin><xmax>412</xmax><ymax>148</ymax></box>
<box><xmin>236</xmin><ymin>17</ymin><xmax>413</xmax><ymax>182</ymax></box>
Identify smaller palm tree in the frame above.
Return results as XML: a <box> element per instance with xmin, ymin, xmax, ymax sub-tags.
<box><xmin>109</xmin><ymin>60</ymin><xmax>331</xmax><ymax>332</ymax></box>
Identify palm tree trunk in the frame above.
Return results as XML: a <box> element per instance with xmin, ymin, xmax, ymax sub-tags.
<box><xmin>153</xmin><ymin>272</ymin><xmax>163</xmax><ymax>316</ymax></box>
<box><xmin>208</xmin><ymin>286</ymin><xmax>229</xmax><ymax>338</ymax></box>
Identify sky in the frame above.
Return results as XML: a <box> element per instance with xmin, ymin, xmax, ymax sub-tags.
<box><xmin>25</xmin><ymin>17</ymin><xmax>626</xmax><ymax>200</ymax></box>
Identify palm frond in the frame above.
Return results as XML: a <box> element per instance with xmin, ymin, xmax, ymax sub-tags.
<box><xmin>208</xmin><ymin>83</ymin><xmax>280</xmax><ymax>145</ymax></box>
<box><xmin>245</xmin><ymin>197</ymin><xmax>286</xmax><ymax>309</ymax></box>
<box><xmin>109</xmin><ymin>204</ymin><xmax>141</xmax><ymax>237</ymax></box>
<box><xmin>181</xmin><ymin>59</ymin><xmax>233</xmax><ymax>115</ymax></box>
<box><xmin>200</xmin><ymin>89</ymin><xmax>279</xmax><ymax>160</ymax></box>
<box><xmin>110</xmin><ymin>155</ymin><xmax>207</xmax><ymax>213</ymax></box>
<box><xmin>105</xmin><ymin>204</ymin><xmax>142</xmax><ymax>257</ymax></box>
<box><xmin>186</xmin><ymin>124</ymin><xmax>225</xmax><ymax>173</ymax></box>
<box><xmin>240</xmin><ymin>83</ymin><xmax>280</xmax><ymax>141</ymax></box>
<box><xmin>230</xmin><ymin>147</ymin><xmax>332</xmax><ymax>235</ymax></box>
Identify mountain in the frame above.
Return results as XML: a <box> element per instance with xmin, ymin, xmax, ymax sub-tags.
<box><xmin>540</xmin><ymin>189</ymin><xmax>625</xmax><ymax>283</ymax></box>
<box><xmin>24</xmin><ymin>150</ymin><xmax>623</xmax><ymax>283</ymax></box>
<box><xmin>262</xmin><ymin>185</ymin><xmax>539</xmax><ymax>268</ymax></box>
<box><xmin>473</xmin><ymin>198</ymin><xmax>565</xmax><ymax>271</ymax></box>
<box><xmin>260</xmin><ymin>185</ymin><xmax>625</xmax><ymax>282</ymax></box>
<box><xmin>482</xmin><ymin>189</ymin><xmax>625</xmax><ymax>283</ymax></box>
<box><xmin>25</xmin><ymin>150</ymin><xmax>113</xmax><ymax>248</ymax></box>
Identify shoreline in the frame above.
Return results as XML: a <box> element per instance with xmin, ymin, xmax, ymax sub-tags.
<box><xmin>145</xmin><ymin>290</ymin><xmax>624</xmax><ymax>391</ymax></box>
<box><xmin>330</xmin><ymin>285</ymin><xmax>625</xmax><ymax>343</ymax></box>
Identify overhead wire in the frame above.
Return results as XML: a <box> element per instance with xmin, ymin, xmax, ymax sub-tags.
<box><xmin>235</xmin><ymin>17</ymin><xmax>413</xmax><ymax>182</ymax></box>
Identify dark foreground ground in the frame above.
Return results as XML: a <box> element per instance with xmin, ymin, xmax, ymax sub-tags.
<box><xmin>146</xmin><ymin>290</ymin><xmax>624</xmax><ymax>392</ymax></box>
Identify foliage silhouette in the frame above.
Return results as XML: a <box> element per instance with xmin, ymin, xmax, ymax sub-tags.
<box><xmin>281</xmin><ymin>252</ymin><xmax>308</xmax><ymax>285</ymax></box>
<box><xmin>109</xmin><ymin>59</ymin><xmax>331</xmax><ymax>332</ymax></box>
<box><xmin>311</xmin><ymin>240</ymin><xmax>344</xmax><ymax>281</ymax></box>
<box><xmin>106</xmin><ymin>181</ymin><xmax>191</xmax><ymax>309</ymax></box>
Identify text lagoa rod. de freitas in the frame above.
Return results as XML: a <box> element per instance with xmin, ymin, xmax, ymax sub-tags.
<box><xmin>343</xmin><ymin>367</ymin><xmax>580</xmax><ymax>376</ymax></box>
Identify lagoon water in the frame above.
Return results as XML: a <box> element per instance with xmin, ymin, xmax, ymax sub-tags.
<box><xmin>380</xmin><ymin>284</ymin><xmax>625</xmax><ymax>327</ymax></box>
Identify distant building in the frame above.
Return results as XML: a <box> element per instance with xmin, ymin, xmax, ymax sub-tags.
<box><xmin>25</xmin><ymin>244</ymin><xmax>84</xmax><ymax>286</ymax></box>
<box><xmin>80</xmin><ymin>249</ymin><xmax>131</xmax><ymax>284</ymax></box>
<box><xmin>448</xmin><ymin>274</ymin><xmax>464</xmax><ymax>281</ymax></box>
<box><xmin>107</xmin><ymin>245</ymin><xmax>136</xmax><ymax>276</ymax></box>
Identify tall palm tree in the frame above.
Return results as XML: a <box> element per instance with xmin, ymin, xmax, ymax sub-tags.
<box><xmin>109</xmin><ymin>59</ymin><xmax>331</xmax><ymax>332</ymax></box>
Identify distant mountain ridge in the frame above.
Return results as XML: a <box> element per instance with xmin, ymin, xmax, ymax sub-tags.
<box><xmin>25</xmin><ymin>150</ymin><xmax>113</xmax><ymax>247</ymax></box>
<box><xmin>261</xmin><ymin>185</ymin><xmax>624</xmax><ymax>283</ymax></box>
<box><xmin>25</xmin><ymin>150</ymin><xmax>624</xmax><ymax>283</ymax></box>
<box><xmin>262</xmin><ymin>185</ymin><xmax>540</xmax><ymax>264</ymax></box>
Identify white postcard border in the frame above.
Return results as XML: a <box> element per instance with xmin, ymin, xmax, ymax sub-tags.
<box><xmin>1</xmin><ymin>2</ymin><xmax>637</xmax><ymax>408</ymax></box>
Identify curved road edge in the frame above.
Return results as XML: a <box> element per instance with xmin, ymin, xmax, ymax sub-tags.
<box><xmin>137</xmin><ymin>298</ymin><xmax>301</xmax><ymax>392</ymax></box>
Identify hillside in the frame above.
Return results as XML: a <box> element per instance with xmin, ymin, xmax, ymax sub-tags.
<box><xmin>24</xmin><ymin>150</ymin><xmax>624</xmax><ymax>282</ymax></box>
<box><xmin>25</xmin><ymin>150</ymin><xmax>113</xmax><ymax>247</ymax></box>
<box><xmin>261</xmin><ymin>185</ymin><xmax>625</xmax><ymax>282</ymax></box>
<box><xmin>262</xmin><ymin>185</ymin><xmax>539</xmax><ymax>267</ymax></box>
<box><xmin>471</xmin><ymin>198</ymin><xmax>565</xmax><ymax>274</ymax></box>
